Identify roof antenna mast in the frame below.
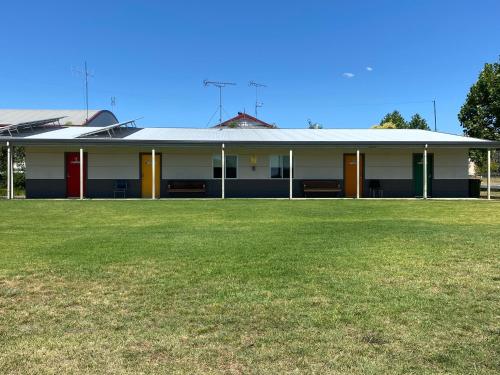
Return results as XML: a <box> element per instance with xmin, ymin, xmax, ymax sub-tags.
<box><xmin>249</xmin><ymin>81</ymin><xmax>267</xmax><ymax>118</ymax></box>
<box><xmin>73</xmin><ymin>61</ymin><xmax>94</xmax><ymax>123</ymax></box>
<box><xmin>433</xmin><ymin>99</ymin><xmax>437</xmax><ymax>132</ymax></box>
<box><xmin>203</xmin><ymin>80</ymin><xmax>236</xmax><ymax>125</ymax></box>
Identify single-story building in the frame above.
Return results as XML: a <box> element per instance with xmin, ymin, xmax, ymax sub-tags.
<box><xmin>1</xmin><ymin>119</ymin><xmax>499</xmax><ymax>199</ymax></box>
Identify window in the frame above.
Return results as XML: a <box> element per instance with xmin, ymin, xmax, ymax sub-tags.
<box><xmin>213</xmin><ymin>155</ymin><xmax>238</xmax><ymax>178</ymax></box>
<box><xmin>270</xmin><ymin>155</ymin><xmax>291</xmax><ymax>178</ymax></box>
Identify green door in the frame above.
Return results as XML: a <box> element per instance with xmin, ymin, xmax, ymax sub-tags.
<box><xmin>413</xmin><ymin>154</ymin><xmax>433</xmax><ymax>197</ymax></box>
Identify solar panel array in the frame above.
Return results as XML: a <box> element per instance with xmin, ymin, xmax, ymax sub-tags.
<box><xmin>0</xmin><ymin>116</ymin><xmax>66</xmax><ymax>136</ymax></box>
<box><xmin>77</xmin><ymin>118</ymin><xmax>140</xmax><ymax>138</ymax></box>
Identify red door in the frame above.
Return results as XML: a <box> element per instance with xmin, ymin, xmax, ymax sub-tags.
<box><xmin>66</xmin><ymin>152</ymin><xmax>86</xmax><ymax>197</ymax></box>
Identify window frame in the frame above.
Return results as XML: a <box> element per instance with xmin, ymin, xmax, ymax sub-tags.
<box><xmin>269</xmin><ymin>154</ymin><xmax>293</xmax><ymax>179</ymax></box>
<box><xmin>212</xmin><ymin>154</ymin><xmax>238</xmax><ymax>179</ymax></box>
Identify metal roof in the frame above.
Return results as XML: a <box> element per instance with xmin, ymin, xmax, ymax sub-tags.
<box><xmin>2</xmin><ymin>126</ymin><xmax>498</xmax><ymax>148</ymax></box>
<box><xmin>0</xmin><ymin>109</ymin><xmax>114</xmax><ymax>126</ymax></box>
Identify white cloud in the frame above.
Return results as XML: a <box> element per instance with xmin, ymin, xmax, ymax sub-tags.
<box><xmin>366</xmin><ymin>66</ymin><xmax>373</xmax><ymax>71</ymax></box>
<box><xmin>342</xmin><ymin>72</ymin><xmax>355</xmax><ymax>78</ymax></box>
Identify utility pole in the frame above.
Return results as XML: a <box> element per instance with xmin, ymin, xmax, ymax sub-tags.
<box><xmin>249</xmin><ymin>81</ymin><xmax>267</xmax><ymax>117</ymax></box>
<box><xmin>203</xmin><ymin>80</ymin><xmax>236</xmax><ymax>125</ymax></box>
<box><xmin>433</xmin><ymin>99</ymin><xmax>437</xmax><ymax>132</ymax></box>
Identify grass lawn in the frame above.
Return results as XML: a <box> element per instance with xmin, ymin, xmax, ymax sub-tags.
<box><xmin>0</xmin><ymin>200</ymin><xmax>499</xmax><ymax>374</ymax></box>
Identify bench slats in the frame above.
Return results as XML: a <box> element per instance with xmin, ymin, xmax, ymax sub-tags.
<box><xmin>303</xmin><ymin>180</ymin><xmax>341</xmax><ymax>196</ymax></box>
<box><xmin>168</xmin><ymin>181</ymin><xmax>206</xmax><ymax>194</ymax></box>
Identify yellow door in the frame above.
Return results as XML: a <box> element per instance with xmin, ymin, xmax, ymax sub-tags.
<box><xmin>141</xmin><ymin>154</ymin><xmax>161</xmax><ymax>198</ymax></box>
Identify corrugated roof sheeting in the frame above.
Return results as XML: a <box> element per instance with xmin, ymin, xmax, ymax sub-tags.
<box><xmin>109</xmin><ymin>128</ymin><xmax>495</xmax><ymax>144</ymax></box>
<box><xmin>0</xmin><ymin>109</ymin><xmax>100</xmax><ymax>126</ymax></box>
<box><xmin>2</xmin><ymin>126</ymin><xmax>498</xmax><ymax>146</ymax></box>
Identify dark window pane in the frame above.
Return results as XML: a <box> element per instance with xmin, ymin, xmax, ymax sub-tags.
<box><xmin>271</xmin><ymin>167</ymin><xmax>281</xmax><ymax>178</ymax></box>
<box><xmin>270</xmin><ymin>155</ymin><xmax>281</xmax><ymax>178</ymax></box>
<box><xmin>225</xmin><ymin>156</ymin><xmax>237</xmax><ymax>178</ymax></box>
<box><xmin>226</xmin><ymin>155</ymin><xmax>237</xmax><ymax>168</ymax></box>
<box><xmin>213</xmin><ymin>167</ymin><xmax>222</xmax><ymax>178</ymax></box>
<box><xmin>226</xmin><ymin>167</ymin><xmax>237</xmax><ymax>178</ymax></box>
<box><xmin>283</xmin><ymin>167</ymin><xmax>290</xmax><ymax>178</ymax></box>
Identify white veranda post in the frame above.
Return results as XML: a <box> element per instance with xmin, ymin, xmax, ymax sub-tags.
<box><xmin>6</xmin><ymin>142</ymin><xmax>11</xmax><ymax>199</ymax></box>
<box><xmin>221</xmin><ymin>143</ymin><xmax>225</xmax><ymax>199</ymax></box>
<box><xmin>79</xmin><ymin>148</ymin><xmax>84</xmax><ymax>200</ymax></box>
<box><xmin>356</xmin><ymin>149</ymin><xmax>360</xmax><ymax>199</ymax></box>
<box><xmin>487</xmin><ymin>149</ymin><xmax>491</xmax><ymax>200</ymax></box>
<box><xmin>152</xmin><ymin>149</ymin><xmax>156</xmax><ymax>199</ymax></box>
<box><xmin>289</xmin><ymin>149</ymin><xmax>293</xmax><ymax>199</ymax></box>
<box><xmin>10</xmin><ymin>146</ymin><xmax>14</xmax><ymax>199</ymax></box>
<box><xmin>423</xmin><ymin>145</ymin><xmax>428</xmax><ymax>199</ymax></box>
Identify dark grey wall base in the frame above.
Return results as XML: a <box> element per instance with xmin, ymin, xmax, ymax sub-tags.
<box><xmin>363</xmin><ymin>179</ymin><xmax>470</xmax><ymax>198</ymax></box>
<box><xmin>87</xmin><ymin>179</ymin><xmax>141</xmax><ymax>198</ymax></box>
<box><xmin>363</xmin><ymin>179</ymin><xmax>414</xmax><ymax>198</ymax></box>
<box><xmin>25</xmin><ymin>178</ymin><xmax>473</xmax><ymax>199</ymax></box>
<box><xmin>26</xmin><ymin>179</ymin><xmax>66</xmax><ymax>198</ymax></box>
<box><xmin>227</xmin><ymin>179</ymin><xmax>290</xmax><ymax>198</ymax></box>
<box><xmin>432</xmin><ymin>179</ymin><xmax>470</xmax><ymax>198</ymax></box>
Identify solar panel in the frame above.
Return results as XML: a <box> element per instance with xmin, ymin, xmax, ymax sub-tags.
<box><xmin>77</xmin><ymin>118</ymin><xmax>142</xmax><ymax>138</ymax></box>
<box><xmin>0</xmin><ymin>116</ymin><xmax>66</xmax><ymax>136</ymax></box>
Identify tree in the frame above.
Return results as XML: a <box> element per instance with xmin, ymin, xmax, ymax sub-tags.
<box><xmin>459</xmin><ymin>59</ymin><xmax>500</xmax><ymax>141</ymax></box>
<box><xmin>377</xmin><ymin>111</ymin><xmax>429</xmax><ymax>129</ymax></box>
<box><xmin>372</xmin><ymin>121</ymin><xmax>397</xmax><ymax>129</ymax></box>
<box><xmin>458</xmin><ymin>58</ymin><xmax>500</xmax><ymax>170</ymax></box>
<box><xmin>0</xmin><ymin>146</ymin><xmax>25</xmax><ymax>191</ymax></box>
<box><xmin>407</xmin><ymin>114</ymin><xmax>430</xmax><ymax>130</ymax></box>
<box><xmin>379</xmin><ymin>111</ymin><xmax>407</xmax><ymax>129</ymax></box>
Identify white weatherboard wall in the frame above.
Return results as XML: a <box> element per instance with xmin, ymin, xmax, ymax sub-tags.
<box><xmin>162</xmin><ymin>153</ymin><xmax>212</xmax><ymax>179</ymax></box>
<box><xmin>228</xmin><ymin>148</ymin><xmax>280</xmax><ymax>179</ymax></box>
<box><xmin>294</xmin><ymin>149</ymin><xmax>343</xmax><ymax>179</ymax></box>
<box><xmin>88</xmin><ymin>152</ymin><xmax>138</xmax><ymax>179</ymax></box>
<box><xmin>433</xmin><ymin>149</ymin><xmax>469</xmax><ymax>179</ymax></box>
<box><xmin>364</xmin><ymin>149</ymin><xmax>414</xmax><ymax>179</ymax></box>
<box><xmin>25</xmin><ymin>149</ymin><xmax>64</xmax><ymax>179</ymax></box>
<box><xmin>24</xmin><ymin>146</ymin><xmax>470</xmax><ymax>182</ymax></box>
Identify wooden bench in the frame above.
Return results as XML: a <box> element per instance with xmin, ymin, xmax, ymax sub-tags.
<box><xmin>167</xmin><ymin>180</ymin><xmax>206</xmax><ymax>193</ymax></box>
<box><xmin>303</xmin><ymin>180</ymin><xmax>341</xmax><ymax>197</ymax></box>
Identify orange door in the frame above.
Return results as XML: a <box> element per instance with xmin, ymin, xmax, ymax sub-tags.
<box><xmin>344</xmin><ymin>154</ymin><xmax>364</xmax><ymax>197</ymax></box>
<box><xmin>141</xmin><ymin>154</ymin><xmax>161</xmax><ymax>198</ymax></box>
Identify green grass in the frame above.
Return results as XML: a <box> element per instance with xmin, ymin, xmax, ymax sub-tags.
<box><xmin>0</xmin><ymin>200</ymin><xmax>499</xmax><ymax>374</ymax></box>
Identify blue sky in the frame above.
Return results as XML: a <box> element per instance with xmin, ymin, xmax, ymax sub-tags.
<box><xmin>1</xmin><ymin>1</ymin><xmax>499</xmax><ymax>133</ymax></box>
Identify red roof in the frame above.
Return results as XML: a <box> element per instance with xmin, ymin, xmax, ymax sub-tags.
<box><xmin>214</xmin><ymin>112</ymin><xmax>276</xmax><ymax>128</ymax></box>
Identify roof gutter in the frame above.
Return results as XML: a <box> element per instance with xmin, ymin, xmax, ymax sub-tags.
<box><xmin>3</xmin><ymin>138</ymin><xmax>499</xmax><ymax>148</ymax></box>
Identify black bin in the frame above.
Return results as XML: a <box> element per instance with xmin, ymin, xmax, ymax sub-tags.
<box><xmin>469</xmin><ymin>178</ymin><xmax>481</xmax><ymax>198</ymax></box>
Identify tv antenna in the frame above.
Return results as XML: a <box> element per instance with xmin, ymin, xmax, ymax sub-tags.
<box><xmin>73</xmin><ymin>61</ymin><xmax>94</xmax><ymax>123</ymax></box>
<box><xmin>203</xmin><ymin>80</ymin><xmax>236</xmax><ymax>125</ymax></box>
<box><xmin>249</xmin><ymin>81</ymin><xmax>267</xmax><ymax>117</ymax></box>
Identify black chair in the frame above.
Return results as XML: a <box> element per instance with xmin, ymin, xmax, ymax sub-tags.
<box><xmin>113</xmin><ymin>180</ymin><xmax>128</xmax><ymax>198</ymax></box>
<box><xmin>369</xmin><ymin>180</ymin><xmax>383</xmax><ymax>198</ymax></box>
